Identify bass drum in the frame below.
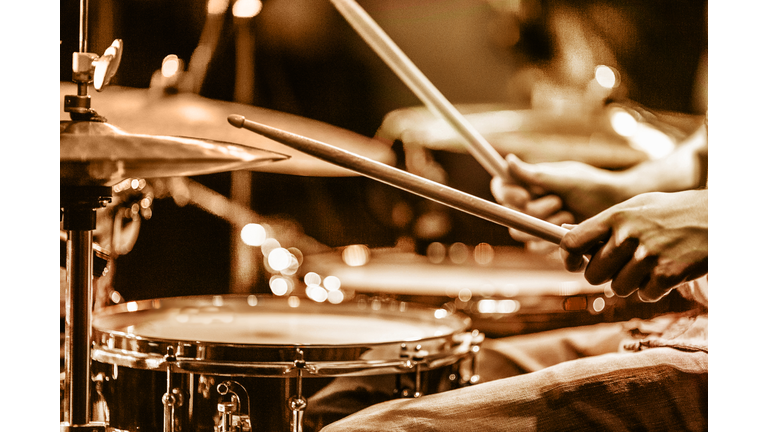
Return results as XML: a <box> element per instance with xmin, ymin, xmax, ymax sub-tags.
<box><xmin>91</xmin><ymin>295</ymin><xmax>480</xmax><ymax>432</ymax></box>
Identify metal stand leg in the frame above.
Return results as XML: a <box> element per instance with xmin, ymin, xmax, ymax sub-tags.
<box><xmin>61</xmin><ymin>186</ymin><xmax>111</xmax><ymax>432</ymax></box>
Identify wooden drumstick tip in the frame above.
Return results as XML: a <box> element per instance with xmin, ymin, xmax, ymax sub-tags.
<box><xmin>228</xmin><ymin>114</ymin><xmax>246</xmax><ymax>128</ymax></box>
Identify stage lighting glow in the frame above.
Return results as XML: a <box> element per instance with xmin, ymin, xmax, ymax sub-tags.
<box><xmin>458</xmin><ymin>288</ymin><xmax>472</xmax><ymax>302</ymax></box>
<box><xmin>307</xmin><ymin>285</ymin><xmax>328</xmax><ymax>303</ymax></box>
<box><xmin>267</xmin><ymin>248</ymin><xmax>292</xmax><ymax>272</ymax></box>
<box><xmin>477</xmin><ymin>299</ymin><xmax>496</xmax><ymax>314</ymax></box>
<box><xmin>342</xmin><ymin>244</ymin><xmax>370</xmax><ymax>267</ymax></box>
<box><xmin>207</xmin><ymin>0</ymin><xmax>229</xmax><ymax>15</ymax></box>
<box><xmin>474</xmin><ymin>243</ymin><xmax>494</xmax><ymax>265</ymax></box>
<box><xmin>595</xmin><ymin>65</ymin><xmax>618</xmax><ymax>89</ymax></box>
<box><xmin>304</xmin><ymin>272</ymin><xmax>322</xmax><ymax>286</ymax></box>
<box><xmin>328</xmin><ymin>290</ymin><xmax>344</xmax><ymax>304</ymax></box>
<box><xmin>324</xmin><ymin>276</ymin><xmax>341</xmax><ymax>291</ymax></box>
<box><xmin>498</xmin><ymin>299</ymin><xmax>520</xmax><ymax>314</ymax></box>
<box><xmin>426</xmin><ymin>242</ymin><xmax>446</xmax><ymax>264</ymax></box>
<box><xmin>449</xmin><ymin>242</ymin><xmax>469</xmax><ymax>264</ymax></box>
<box><xmin>240</xmin><ymin>223</ymin><xmax>267</xmax><ymax>246</ymax></box>
<box><xmin>610</xmin><ymin>109</ymin><xmax>638</xmax><ymax>137</ymax></box>
<box><xmin>260</xmin><ymin>238</ymin><xmax>281</xmax><ymax>256</ymax></box>
<box><xmin>161</xmin><ymin>55</ymin><xmax>181</xmax><ymax>78</ymax></box>
<box><xmin>270</xmin><ymin>277</ymin><xmax>289</xmax><ymax>296</ymax></box>
<box><xmin>233</xmin><ymin>0</ymin><xmax>262</xmax><ymax>18</ymax></box>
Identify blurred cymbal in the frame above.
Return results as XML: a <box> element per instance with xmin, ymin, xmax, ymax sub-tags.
<box><xmin>61</xmin><ymin>120</ymin><xmax>288</xmax><ymax>186</ymax></box>
<box><xmin>377</xmin><ymin>104</ymin><xmax>652</xmax><ymax>169</ymax></box>
<box><xmin>61</xmin><ymin>82</ymin><xmax>396</xmax><ymax>176</ymax></box>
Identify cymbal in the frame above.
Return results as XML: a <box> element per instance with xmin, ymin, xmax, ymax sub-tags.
<box><xmin>377</xmin><ymin>104</ymin><xmax>651</xmax><ymax>169</ymax></box>
<box><xmin>61</xmin><ymin>82</ymin><xmax>396</xmax><ymax>177</ymax></box>
<box><xmin>61</xmin><ymin>120</ymin><xmax>288</xmax><ymax>186</ymax></box>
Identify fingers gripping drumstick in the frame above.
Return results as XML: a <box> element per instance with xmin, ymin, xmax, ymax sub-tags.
<box><xmin>228</xmin><ymin>115</ymin><xmax>568</xmax><ymax>245</ymax></box>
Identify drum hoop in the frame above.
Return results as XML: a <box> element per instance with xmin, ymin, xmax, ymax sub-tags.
<box><xmin>92</xmin><ymin>294</ymin><xmax>475</xmax><ymax>375</ymax></box>
<box><xmin>92</xmin><ymin>337</ymin><xmax>474</xmax><ymax>377</ymax></box>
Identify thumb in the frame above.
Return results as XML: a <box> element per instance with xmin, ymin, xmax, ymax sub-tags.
<box><xmin>505</xmin><ymin>153</ymin><xmax>548</xmax><ymax>196</ymax></box>
<box><xmin>506</xmin><ymin>154</ymin><xmax>583</xmax><ymax>196</ymax></box>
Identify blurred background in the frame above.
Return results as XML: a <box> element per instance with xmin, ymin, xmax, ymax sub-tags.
<box><xmin>60</xmin><ymin>0</ymin><xmax>708</xmax><ymax>304</ymax></box>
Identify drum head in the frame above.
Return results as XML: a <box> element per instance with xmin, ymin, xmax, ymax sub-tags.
<box><xmin>92</xmin><ymin>295</ymin><xmax>472</xmax><ymax>375</ymax></box>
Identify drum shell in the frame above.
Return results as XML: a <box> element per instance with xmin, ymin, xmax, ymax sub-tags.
<box><xmin>92</xmin><ymin>360</ymin><xmax>466</xmax><ymax>432</ymax></box>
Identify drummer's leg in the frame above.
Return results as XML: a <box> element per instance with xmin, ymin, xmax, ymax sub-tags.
<box><xmin>304</xmin><ymin>321</ymin><xmax>629</xmax><ymax>428</ymax></box>
<box><xmin>478</xmin><ymin>321</ymin><xmax>629</xmax><ymax>382</ymax></box>
<box><xmin>320</xmin><ymin>346</ymin><xmax>708</xmax><ymax>432</ymax></box>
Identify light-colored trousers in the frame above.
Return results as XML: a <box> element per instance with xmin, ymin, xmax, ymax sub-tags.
<box><xmin>316</xmin><ymin>311</ymin><xmax>708</xmax><ymax>431</ymax></box>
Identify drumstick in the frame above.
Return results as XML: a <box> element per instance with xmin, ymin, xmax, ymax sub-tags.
<box><xmin>328</xmin><ymin>0</ymin><xmax>511</xmax><ymax>181</ymax></box>
<box><xmin>229</xmin><ymin>115</ymin><xmax>568</xmax><ymax>245</ymax></box>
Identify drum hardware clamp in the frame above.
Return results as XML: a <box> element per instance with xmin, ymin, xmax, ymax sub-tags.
<box><xmin>396</xmin><ymin>343</ymin><xmax>429</xmax><ymax>398</ymax></box>
<box><xmin>287</xmin><ymin>348</ymin><xmax>310</xmax><ymax>432</ymax></box>
<box><xmin>216</xmin><ymin>380</ymin><xmax>253</xmax><ymax>432</ymax></box>
<box><xmin>466</xmin><ymin>330</ymin><xmax>484</xmax><ymax>386</ymax></box>
<box><xmin>161</xmin><ymin>347</ymin><xmax>184</xmax><ymax>432</ymax></box>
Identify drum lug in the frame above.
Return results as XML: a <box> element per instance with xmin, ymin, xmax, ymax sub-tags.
<box><xmin>396</xmin><ymin>343</ymin><xmax>428</xmax><ymax>398</ymax></box>
<box><xmin>459</xmin><ymin>330</ymin><xmax>484</xmax><ymax>386</ymax></box>
<box><xmin>288</xmin><ymin>348</ymin><xmax>309</xmax><ymax>432</ymax></box>
<box><xmin>90</xmin><ymin>373</ymin><xmax>109</xmax><ymax>425</ymax></box>
<box><xmin>215</xmin><ymin>380</ymin><xmax>252</xmax><ymax>432</ymax></box>
<box><xmin>161</xmin><ymin>347</ymin><xmax>184</xmax><ymax>432</ymax></box>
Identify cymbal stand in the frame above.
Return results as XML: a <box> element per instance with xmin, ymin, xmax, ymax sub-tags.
<box><xmin>60</xmin><ymin>186</ymin><xmax>111</xmax><ymax>431</ymax></box>
<box><xmin>61</xmin><ymin>1</ymin><xmax>121</xmax><ymax>429</ymax></box>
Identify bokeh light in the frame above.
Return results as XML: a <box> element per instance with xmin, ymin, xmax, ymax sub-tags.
<box><xmin>327</xmin><ymin>290</ymin><xmax>344</xmax><ymax>304</ymax></box>
<box><xmin>269</xmin><ymin>276</ymin><xmax>290</xmax><ymax>296</ymax></box>
<box><xmin>306</xmin><ymin>285</ymin><xmax>328</xmax><ymax>303</ymax></box>
<box><xmin>240</xmin><ymin>223</ymin><xmax>267</xmax><ymax>247</ymax></box>
<box><xmin>207</xmin><ymin>0</ymin><xmax>229</xmax><ymax>14</ymax></box>
<box><xmin>474</xmin><ymin>243</ymin><xmax>495</xmax><ymax>265</ymax></box>
<box><xmin>449</xmin><ymin>243</ymin><xmax>469</xmax><ymax>264</ymax></box>
<box><xmin>426</xmin><ymin>242</ymin><xmax>447</xmax><ymax>264</ymax></box>
<box><xmin>161</xmin><ymin>55</ymin><xmax>181</xmax><ymax>78</ymax></box>
<box><xmin>232</xmin><ymin>0</ymin><xmax>262</xmax><ymax>18</ymax></box>
<box><xmin>260</xmin><ymin>238</ymin><xmax>281</xmax><ymax>256</ymax></box>
<box><xmin>323</xmin><ymin>275</ymin><xmax>341</xmax><ymax>291</ymax></box>
<box><xmin>267</xmin><ymin>248</ymin><xmax>292</xmax><ymax>272</ymax></box>
<box><xmin>594</xmin><ymin>65</ymin><xmax>619</xmax><ymax>89</ymax></box>
<box><xmin>342</xmin><ymin>244</ymin><xmax>370</xmax><ymax>267</ymax></box>
<box><xmin>304</xmin><ymin>272</ymin><xmax>322</xmax><ymax>286</ymax></box>
<box><xmin>610</xmin><ymin>109</ymin><xmax>638</xmax><ymax>137</ymax></box>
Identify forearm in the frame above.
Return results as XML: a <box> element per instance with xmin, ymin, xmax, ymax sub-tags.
<box><xmin>614</xmin><ymin>124</ymin><xmax>708</xmax><ymax>200</ymax></box>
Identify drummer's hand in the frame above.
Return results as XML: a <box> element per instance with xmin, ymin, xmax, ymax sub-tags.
<box><xmin>490</xmin><ymin>176</ymin><xmax>574</xmax><ymax>252</ymax></box>
<box><xmin>560</xmin><ymin>190</ymin><xmax>708</xmax><ymax>302</ymax></box>
<box><xmin>502</xmin><ymin>153</ymin><xmax>629</xmax><ymax>219</ymax></box>
<box><xmin>491</xmin><ymin>154</ymin><xmax>626</xmax><ymax>251</ymax></box>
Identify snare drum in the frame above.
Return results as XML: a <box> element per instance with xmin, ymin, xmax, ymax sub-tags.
<box><xmin>91</xmin><ymin>295</ymin><xmax>480</xmax><ymax>432</ymax></box>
